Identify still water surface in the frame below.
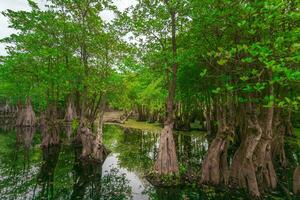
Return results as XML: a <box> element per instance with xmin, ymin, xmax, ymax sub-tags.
<box><xmin>0</xmin><ymin>123</ymin><xmax>299</xmax><ymax>200</ymax></box>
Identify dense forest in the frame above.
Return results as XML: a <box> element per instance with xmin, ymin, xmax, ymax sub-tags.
<box><xmin>0</xmin><ymin>0</ymin><xmax>299</xmax><ymax>199</ymax></box>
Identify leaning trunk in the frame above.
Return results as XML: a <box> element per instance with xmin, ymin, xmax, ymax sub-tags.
<box><xmin>230</xmin><ymin>103</ymin><xmax>262</xmax><ymax>197</ymax></box>
<box><xmin>201</xmin><ymin>104</ymin><xmax>233</xmax><ymax>185</ymax></box>
<box><xmin>254</xmin><ymin>105</ymin><xmax>277</xmax><ymax>191</ymax></box>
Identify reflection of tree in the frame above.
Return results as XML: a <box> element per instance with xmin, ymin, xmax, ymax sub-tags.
<box><xmin>144</xmin><ymin>185</ymin><xmax>250</xmax><ymax>200</ymax></box>
<box><xmin>156</xmin><ymin>187</ymin><xmax>180</xmax><ymax>200</ymax></box>
<box><xmin>34</xmin><ymin>145</ymin><xmax>61</xmax><ymax>200</ymax></box>
<box><xmin>175</xmin><ymin>132</ymin><xmax>208</xmax><ymax>170</ymax></box>
<box><xmin>116</xmin><ymin>127</ymin><xmax>158</xmax><ymax>172</ymax></box>
<box><xmin>105</xmin><ymin>126</ymin><xmax>209</xmax><ymax>174</ymax></box>
<box><xmin>65</xmin><ymin>121</ymin><xmax>72</xmax><ymax>140</ymax></box>
<box><xmin>71</xmin><ymin>146</ymin><xmax>132</xmax><ymax>200</ymax></box>
<box><xmin>15</xmin><ymin>127</ymin><xmax>35</xmax><ymax>171</ymax></box>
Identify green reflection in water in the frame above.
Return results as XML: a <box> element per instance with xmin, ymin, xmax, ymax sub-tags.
<box><xmin>0</xmin><ymin>125</ymin><xmax>299</xmax><ymax>200</ymax></box>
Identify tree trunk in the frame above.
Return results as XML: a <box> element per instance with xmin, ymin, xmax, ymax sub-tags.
<box><xmin>92</xmin><ymin>97</ymin><xmax>108</xmax><ymax>162</ymax></box>
<box><xmin>65</xmin><ymin>96</ymin><xmax>77</xmax><ymax>122</ymax></box>
<box><xmin>254</xmin><ymin>105</ymin><xmax>277</xmax><ymax>191</ymax></box>
<box><xmin>272</xmin><ymin>109</ymin><xmax>287</xmax><ymax>168</ymax></box>
<box><xmin>22</xmin><ymin>98</ymin><xmax>36</xmax><ymax>127</ymax></box>
<box><xmin>154</xmin><ymin>124</ymin><xmax>179</xmax><ymax>174</ymax></box>
<box><xmin>154</xmin><ymin>4</ymin><xmax>179</xmax><ymax>175</ymax></box>
<box><xmin>201</xmin><ymin>103</ymin><xmax>233</xmax><ymax>185</ymax></box>
<box><xmin>230</xmin><ymin>103</ymin><xmax>262</xmax><ymax>197</ymax></box>
<box><xmin>293</xmin><ymin>166</ymin><xmax>300</xmax><ymax>195</ymax></box>
<box><xmin>41</xmin><ymin>106</ymin><xmax>60</xmax><ymax>148</ymax></box>
<box><xmin>16</xmin><ymin>98</ymin><xmax>36</xmax><ymax>127</ymax></box>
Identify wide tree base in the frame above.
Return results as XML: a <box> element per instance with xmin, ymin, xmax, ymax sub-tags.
<box><xmin>75</xmin><ymin>125</ymin><xmax>111</xmax><ymax>163</ymax></box>
<box><xmin>154</xmin><ymin>124</ymin><xmax>179</xmax><ymax>175</ymax></box>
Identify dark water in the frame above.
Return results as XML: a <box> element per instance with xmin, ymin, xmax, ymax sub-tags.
<box><xmin>0</xmin><ymin>124</ymin><xmax>299</xmax><ymax>200</ymax></box>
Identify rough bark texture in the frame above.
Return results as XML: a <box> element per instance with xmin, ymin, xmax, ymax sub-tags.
<box><xmin>201</xmin><ymin>135</ymin><xmax>229</xmax><ymax>185</ymax></box>
<box><xmin>254</xmin><ymin>106</ymin><xmax>277</xmax><ymax>192</ymax></box>
<box><xmin>154</xmin><ymin>124</ymin><xmax>179</xmax><ymax>174</ymax></box>
<box><xmin>16</xmin><ymin>98</ymin><xmax>36</xmax><ymax>127</ymax></box>
<box><xmin>201</xmin><ymin>103</ymin><xmax>234</xmax><ymax>185</ymax></box>
<box><xmin>230</xmin><ymin>103</ymin><xmax>262</xmax><ymax>197</ymax></box>
<box><xmin>65</xmin><ymin>97</ymin><xmax>77</xmax><ymax>122</ymax></box>
<box><xmin>92</xmin><ymin>100</ymin><xmax>107</xmax><ymax>161</ymax></box>
<box><xmin>293</xmin><ymin>166</ymin><xmax>300</xmax><ymax>195</ymax></box>
<box><xmin>15</xmin><ymin>104</ymin><xmax>24</xmax><ymax>127</ymax></box>
<box><xmin>77</xmin><ymin>124</ymin><xmax>109</xmax><ymax>162</ymax></box>
<box><xmin>154</xmin><ymin>1</ymin><xmax>179</xmax><ymax>175</ymax></box>
<box><xmin>272</xmin><ymin>109</ymin><xmax>287</xmax><ymax>168</ymax></box>
<box><xmin>40</xmin><ymin>107</ymin><xmax>60</xmax><ymax>148</ymax></box>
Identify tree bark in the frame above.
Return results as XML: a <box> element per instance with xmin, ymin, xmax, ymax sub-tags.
<box><xmin>92</xmin><ymin>97</ymin><xmax>108</xmax><ymax>162</ymax></box>
<box><xmin>154</xmin><ymin>2</ymin><xmax>179</xmax><ymax>175</ymax></box>
<box><xmin>41</xmin><ymin>106</ymin><xmax>60</xmax><ymax>148</ymax></box>
<box><xmin>254</xmin><ymin>105</ymin><xmax>277</xmax><ymax>191</ymax></box>
<box><xmin>201</xmin><ymin>101</ymin><xmax>234</xmax><ymax>185</ymax></box>
<box><xmin>293</xmin><ymin>166</ymin><xmax>300</xmax><ymax>195</ymax></box>
<box><xmin>272</xmin><ymin>109</ymin><xmax>287</xmax><ymax>168</ymax></box>
<box><xmin>16</xmin><ymin>98</ymin><xmax>36</xmax><ymax>127</ymax></box>
<box><xmin>230</xmin><ymin>103</ymin><xmax>262</xmax><ymax>197</ymax></box>
<box><xmin>65</xmin><ymin>96</ymin><xmax>77</xmax><ymax>122</ymax></box>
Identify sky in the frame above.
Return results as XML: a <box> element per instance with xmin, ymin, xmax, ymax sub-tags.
<box><xmin>0</xmin><ymin>0</ymin><xmax>136</xmax><ymax>55</ymax></box>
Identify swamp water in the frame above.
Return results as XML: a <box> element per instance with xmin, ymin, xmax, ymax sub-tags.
<box><xmin>0</xmin><ymin>122</ymin><xmax>299</xmax><ymax>200</ymax></box>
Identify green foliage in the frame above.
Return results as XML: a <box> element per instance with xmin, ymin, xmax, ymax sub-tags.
<box><xmin>0</xmin><ymin>0</ymin><xmax>299</xmax><ymax>118</ymax></box>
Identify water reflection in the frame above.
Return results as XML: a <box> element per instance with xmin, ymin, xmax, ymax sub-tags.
<box><xmin>34</xmin><ymin>145</ymin><xmax>61</xmax><ymax>199</ymax></box>
<box><xmin>65</xmin><ymin>122</ymin><xmax>73</xmax><ymax>140</ymax></box>
<box><xmin>15</xmin><ymin>127</ymin><xmax>36</xmax><ymax>171</ymax></box>
<box><xmin>71</xmin><ymin>151</ymin><xmax>132</xmax><ymax>200</ymax></box>
<box><xmin>0</xmin><ymin>125</ymin><xmax>299</xmax><ymax>199</ymax></box>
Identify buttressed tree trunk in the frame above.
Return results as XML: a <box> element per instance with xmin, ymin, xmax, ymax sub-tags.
<box><xmin>201</xmin><ymin>101</ymin><xmax>234</xmax><ymax>185</ymax></box>
<box><xmin>154</xmin><ymin>2</ymin><xmax>179</xmax><ymax>175</ymax></box>
<box><xmin>253</xmin><ymin>75</ymin><xmax>277</xmax><ymax>192</ymax></box>
<box><xmin>65</xmin><ymin>96</ymin><xmax>77</xmax><ymax>122</ymax></box>
<box><xmin>65</xmin><ymin>97</ymin><xmax>77</xmax><ymax>139</ymax></box>
<box><xmin>22</xmin><ymin>98</ymin><xmax>36</xmax><ymax>127</ymax></box>
<box><xmin>272</xmin><ymin>109</ymin><xmax>287</xmax><ymax>168</ymax></box>
<box><xmin>92</xmin><ymin>97</ymin><xmax>108</xmax><ymax>162</ymax></box>
<box><xmin>76</xmin><ymin>96</ymin><xmax>108</xmax><ymax>162</ymax></box>
<box><xmin>16</xmin><ymin>102</ymin><xmax>24</xmax><ymax>126</ymax></box>
<box><xmin>41</xmin><ymin>106</ymin><xmax>60</xmax><ymax>148</ymax></box>
<box><xmin>254</xmin><ymin>105</ymin><xmax>277</xmax><ymax>191</ymax></box>
<box><xmin>230</xmin><ymin>102</ymin><xmax>262</xmax><ymax>197</ymax></box>
<box><xmin>16</xmin><ymin>98</ymin><xmax>36</xmax><ymax>127</ymax></box>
